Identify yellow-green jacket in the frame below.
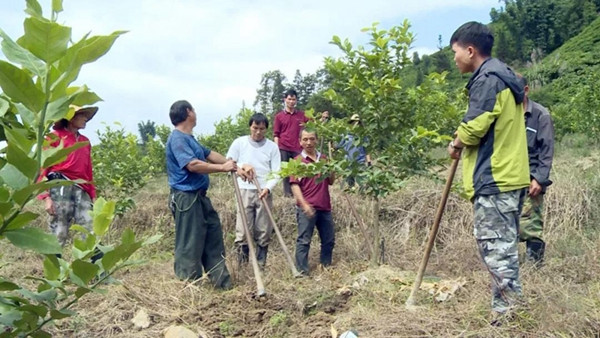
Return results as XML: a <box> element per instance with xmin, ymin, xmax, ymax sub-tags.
<box><xmin>457</xmin><ymin>58</ymin><xmax>530</xmax><ymax>200</ymax></box>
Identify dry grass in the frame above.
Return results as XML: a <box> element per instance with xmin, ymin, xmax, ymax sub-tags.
<box><xmin>2</xmin><ymin>141</ymin><xmax>600</xmax><ymax>337</ymax></box>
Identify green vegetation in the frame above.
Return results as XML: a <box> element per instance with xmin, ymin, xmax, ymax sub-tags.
<box><xmin>1</xmin><ymin>0</ymin><xmax>600</xmax><ymax>336</ymax></box>
<box><xmin>0</xmin><ymin>1</ymin><xmax>159</xmax><ymax>336</ymax></box>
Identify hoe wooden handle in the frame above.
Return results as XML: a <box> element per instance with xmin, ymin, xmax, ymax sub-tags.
<box><xmin>252</xmin><ymin>177</ymin><xmax>302</xmax><ymax>278</ymax></box>
<box><xmin>406</xmin><ymin>158</ymin><xmax>459</xmax><ymax>307</ymax></box>
<box><xmin>231</xmin><ymin>174</ymin><xmax>266</xmax><ymax>297</ymax></box>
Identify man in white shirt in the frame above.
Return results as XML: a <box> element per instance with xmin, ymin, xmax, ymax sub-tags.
<box><xmin>226</xmin><ymin>113</ymin><xmax>281</xmax><ymax>268</ymax></box>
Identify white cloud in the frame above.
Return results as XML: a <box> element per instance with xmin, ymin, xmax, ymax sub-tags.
<box><xmin>0</xmin><ymin>0</ymin><xmax>497</xmax><ymax>142</ymax></box>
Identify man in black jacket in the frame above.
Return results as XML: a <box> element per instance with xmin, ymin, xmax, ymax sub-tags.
<box><xmin>518</xmin><ymin>76</ymin><xmax>555</xmax><ymax>265</ymax></box>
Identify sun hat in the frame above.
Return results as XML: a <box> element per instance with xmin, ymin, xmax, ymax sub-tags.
<box><xmin>349</xmin><ymin>114</ymin><xmax>361</xmax><ymax>122</ymax></box>
<box><xmin>66</xmin><ymin>104</ymin><xmax>98</xmax><ymax>121</ymax></box>
<box><xmin>53</xmin><ymin>105</ymin><xmax>99</xmax><ymax>130</ymax></box>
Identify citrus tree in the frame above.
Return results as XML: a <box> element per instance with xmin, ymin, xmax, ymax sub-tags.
<box><xmin>0</xmin><ymin>1</ymin><xmax>159</xmax><ymax>336</ymax></box>
<box><xmin>281</xmin><ymin>21</ymin><xmax>463</xmax><ymax>263</ymax></box>
<box><xmin>93</xmin><ymin>123</ymin><xmax>154</xmax><ymax>216</ymax></box>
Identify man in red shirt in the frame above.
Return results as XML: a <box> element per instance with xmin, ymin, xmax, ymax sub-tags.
<box><xmin>290</xmin><ymin>128</ymin><xmax>336</xmax><ymax>275</ymax></box>
<box><xmin>273</xmin><ymin>89</ymin><xmax>309</xmax><ymax>197</ymax></box>
<box><xmin>39</xmin><ymin>105</ymin><xmax>98</xmax><ymax>247</ymax></box>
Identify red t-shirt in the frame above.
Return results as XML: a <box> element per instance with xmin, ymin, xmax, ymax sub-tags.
<box><xmin>38</xmin><ymin>128</ymin><xmax>95</xmax><ymax>200</ymax></box>
<box><xmin>273</xmin><ymin>110</ymin><xmax>309</xmax><ymax>153</ymax></box>
<box><xmin>289</xmin><ymin>152</ymin><xmax>332</xmax><ymax>211</ymax></box>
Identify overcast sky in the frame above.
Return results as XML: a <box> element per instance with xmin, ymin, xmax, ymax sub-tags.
<box><xmin>0</xmin><ymin>0</ymin><xmax>497</xmax><ymax>144</ymax></box>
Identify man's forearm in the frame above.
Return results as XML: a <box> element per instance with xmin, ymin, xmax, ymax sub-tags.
<box><xmin>291</xmin><ymin>184</ymin><xmax>307</xmax><ymax>207</ymax></box>
<box><xmin>206</xmin><ymin>151</ymin><xmax>227</xmax><ymax>164</ymax></box>
<box><xmin>186</xmin><ymin>159</ymin><xmax>226</xmax><ymax>174</ymax></box>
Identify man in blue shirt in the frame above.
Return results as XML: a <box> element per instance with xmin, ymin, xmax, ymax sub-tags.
<box><xmin>337</xmin><ymin>114</ymin><xmax>371</xmax><ymax>188</ymax></box>
<box><xmin>166</xmin><ymin>100</ymin><xmax>237</xmax><ymax>289</ymax></box>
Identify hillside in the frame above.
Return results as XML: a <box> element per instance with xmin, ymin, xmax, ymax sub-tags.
<box><xmin>527</xmin><ymin>15</ymin><xmax>600</xmax><ymax>106</ymax></box>
<box><xmin>525</xmin><ymin>16</ymin><xmax>600</xmax><ymax>139</ymax></box>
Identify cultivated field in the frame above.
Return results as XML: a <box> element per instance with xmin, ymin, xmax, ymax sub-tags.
<box><xmin>2</xmin><ymin>138</ymin><xmax>600</xmax><ymax>337</ymax></box>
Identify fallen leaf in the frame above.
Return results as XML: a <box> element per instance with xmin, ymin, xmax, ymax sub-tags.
<box><xmin>164</xmin><ymin>325</ymin><xmax>198</xmax><ymax>338</ymax></box>
<box><xmin>131</xmin><ymin>308</ymin><xmax>151</xmax><ymax>329</ymax></box>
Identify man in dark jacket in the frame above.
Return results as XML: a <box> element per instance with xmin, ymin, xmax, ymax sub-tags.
<box><xmin>448</xmin><ymin>22</ymin><xmax>529</xmax><ymax>321</ymax></box>
<box><xmin>518</xmin><ymin>76</ymin><xmax>554</xmax><ymax>265</ymax></box>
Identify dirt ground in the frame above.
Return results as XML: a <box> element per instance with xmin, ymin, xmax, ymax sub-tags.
<box><xmin>3</xmin><ymin>153</ymin><xmax>600</xmax><ymax>337</ymax></box>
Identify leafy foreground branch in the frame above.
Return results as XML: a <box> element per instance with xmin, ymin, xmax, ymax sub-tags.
<box><xmin>0</xmin><ymin>198</ymin><xmax>161</xmax><ymax>337</ymax></box>
<box><xmin>0</xmin><ymin>1</ymin><xmax>159</xmax><ymax>336</ymax></box>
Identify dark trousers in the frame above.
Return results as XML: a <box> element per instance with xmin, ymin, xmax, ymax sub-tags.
<box><xmin>295</xmin><ymin>207</ymin><xmax>335</xmax><ymax>274</ymax></box>
<box><xmin>169</xmin><ymin>189</ymin><xmax>231</xmax><ymax>289</ymax></box>
<box><xmin>280</xmin><ymin>149</ymin><xmax>299</xmax><ymax>197</ymax></box>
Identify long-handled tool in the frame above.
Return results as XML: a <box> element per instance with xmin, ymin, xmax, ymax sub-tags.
<box><xmin>405</xmin><ymin>158</ymin><xmax>459</xmax><ymax>307</ymax></box>
<box><xmin>252</xmin><ymin>177</ymin><xmax>302</xmax><ymax>278</ymax></box>
<box><xmin>231</xmin><ymin>174</ymin><xmax>266</xmax><ymax>297</ymax></box>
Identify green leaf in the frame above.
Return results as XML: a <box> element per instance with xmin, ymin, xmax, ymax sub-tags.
<box><xmin>142</xmin><ymin>234</ymin><xmax>163</xmax><ymax>246</ymax></box>
<box><xmin>42</xmin><ymin>140</ymin><xmax>88</xmax><ymax>168</ymax></box>
<box><xmin>0</xmin><ymin>309</ymin><xmax>22</xmax><ymax>326</ymax></box>
<box><xmin>13</xmin><ymin>103</ymin><xmax>37</xmax><ymax>128</ymax></box>
<box><xmin>121</xmin><ymin>228</ymin><xmax>135</xmax><ymax>245</ymax></box>
<box><xmin>0</xmin><ymin>163</ymin><xmax>29</xmax><ymax>190</ymax></box>
<box><xmin>0</xmin><ymin>60</ymin><xmax>44</xmax><ymax>112</ymax></box>
<box><xmin>3</xmin><ymin>121</ymin><xmax>36</xmax><ymax>153</ymax></box>
<box><xmin>4</xmin><ymin>227</ymin><xmax>62</xmax><ymax>254</ymax></box>
<box><xmin>69</xmin><ymin>88</ymin><xmax>102</xmax><ymax>106</ymax></box>
<box><xmin>52</xmin><ymin>0</ymin><xmax>64</xmax><ymax>13</ymax></box>
<box><xmin>70</xmin><ymin>224</ymin><xmax>91</xmax><ymax>236</ymax></box>
<box><xmin>63</xmin><ymin>30</ymin><xmax>127</xmax><ymax>66</ymax></box>
<box><xmin>74</xmin><ymin>286</ymin><xmax>92</xmax><ymax>298</ymax></box>
<box><xmin>18</xmin><ymin>288</ymin><xmax>58</xmax><ymax>303</ymax></box>
<box><xmin>0</xmin><ymin>97</ymin><xmax>9</xmax><ymax>117</ymax></box>
<box><xmin>0</xmin><ymin>29</ymin><xmax>45</xmax><ymax>77</ymax></box>
<box><xmin>100</xmin><ymin>248</ymin><xmax>121</xmax><ymax>272</ymax></box>
<box><xmin>43</xmin><ymin>95</ymin><xmax>73</xmax><ymax>125</ymax></box>
<box><xmin>50</xmin><ymin>308</ymin><xmax>74</xmax><ymax>320</ymax></box>
<box><xmin>0</xmin><ymin>279</ymin><xmax>20</xmax><ymax>291</ymax></box>
<box><xmin>31</xmin><ymin>330</ymin><xmax>52</xmax><ymax>338</ymax></box>
<box><xmin>0</xmin><ymin>186</ymin><xmax>10</xmax><ymax>202</ymax></box>
<box><xmin>5</xmin><ymin>211</ymin><xmax>38</xmax><ymax>231</ymax></box>
<box><xmin>20</xmin><ymin>304</ymin><xmax>48</xmax><ymax>317</ymax></box>
<box><xmin>12</xmin><ymin>180</ymin><xmax>55</xmax><ymax>207</ymax></box>
<box><xmin>43</xmin><ymin>255</ymin><xmax>60</xmax><ymax>280</ymax></box>
<box><xmin>18</xmin><ymin>17</ymin><xmax>71</xmax><ymax>63</ymax></box>
<box><xmin>72</xmin><ymin>231</ymin><xmax>95</xmax><ymax>253</ymax></box>
<box><xmin>25</xmin><ymin>0</ymin><xmax>43</xmax><ymax>19</ymax></box>
<box><xmin>53</xmin><ymin>31</ymin><xmax>126</xmax><ymax>93</ymax></box>
<box><xmin>6</xmin><ymin>142</ymin><xmax>38</xmax><ymax>180</ymax></box>
<box><xmin>92</xmin><ymin>198</ymin><xmax>115</xmax><ymax>237</ymax></box>
<box><xmin>18</xmin><ymin>310</ymin><xmax>39</xmax><ymax>331</ymax></box>
<box><xmin>71</xmin><ymin>259</ymin><xmax>99</xmax><ymax>285</ymax></box>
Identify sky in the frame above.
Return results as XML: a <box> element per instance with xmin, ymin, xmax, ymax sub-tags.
<box><xmin>0</xmin><ymin>0</ymin><xmax>498</xmax><ymax>144</ymax></box>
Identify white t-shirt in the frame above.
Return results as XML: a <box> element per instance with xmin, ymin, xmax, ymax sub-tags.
<box><xmin>226</xmin><ymin>136</ymin><xmax>281</xmax><ymax>191</ymax></box>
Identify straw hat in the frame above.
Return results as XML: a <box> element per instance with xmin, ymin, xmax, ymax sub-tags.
<box><xmin>349</xmin><ymin>114</ymin><xmax>361</xmax><ymax>122</ymax></box>
<box><xmin>53</xmin><ymin>105</ymin><xmax>99</xmax><ymax>130</ymax></box>
<box><xmin>67</xmin><ymin>104</ymin><xmax>98</xmax><ymax>121</ymax></box>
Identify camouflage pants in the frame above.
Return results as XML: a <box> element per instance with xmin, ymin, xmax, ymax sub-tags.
<box><xmin>519</xmin><ymin>193</ymin><xmax>544</xmax><ymax>242</ymax></box>
<box><xmin>473</xmin><ymin>189</ymin><xmax>525</xmax><ymax>313</ymax></box>
<box><xmin>49</xmin><ymin>185</ymin><xmax>93</xmax><ymax>247</ymax></box>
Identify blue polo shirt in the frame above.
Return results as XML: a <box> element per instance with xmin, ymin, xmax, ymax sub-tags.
<box><xmin>337</xmin><ymin>134</ymin><xmax>368</xmax><ymax>164</ymax></box>
<box><xmin>166</xmin><ymin>129</ymin><xmax>211</xmax><ymax>191</ymax></box>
